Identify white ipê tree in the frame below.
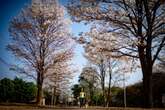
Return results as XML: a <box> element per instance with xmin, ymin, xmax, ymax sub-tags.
<box><xmin>7</xmin><ymin>0</ymin><xmax>74</xmax><ymax>105</ymax></box>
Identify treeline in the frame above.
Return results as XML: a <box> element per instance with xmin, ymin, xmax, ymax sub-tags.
<box><xmin>72</xmin><ymin>72</ymin><xmax>165</xmax><ymax>107</ymax></box>
<box><xmin>0</xmin><ymin>77</ymin><xmax>67</xmax><ymax>105</ymax></box>
<box><xmin>0</xmin><ymin>77</ymin><xmax>37</xmax><ymax>103</ymax></box>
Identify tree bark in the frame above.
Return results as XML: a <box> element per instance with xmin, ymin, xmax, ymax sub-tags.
<box><xmin>136</xmin><ymin>0</ymin><xmax>153</xmax><ymax>107</ymax></box>
<box><xmin>36</xmin><ymin>38</ymin><xmax>45</xmax><ymax>105</ymax></box>
<box><xmin>36</xmin><ymin>72</ymin><xmax>43</xmax><ymax>105</ymax></box>
<box><xmin>101</xmin><ymin>76</ymin><xmax>105</xmax><ymax>106</ymax></box>
<box><xmin>138</xmin><ymin>47</ymin><xmax>153</xmax><ymax>108</ymax></box>
<box><xmin>99</xmin><ymin>60</ymin><xmax>106</xmax><ymax>106</ymax></box>
<box><xmin>53</xmin><ymin>87</ymin><xmax>57</xmax><ymax>105</ymax></box>
<box><xmin>106</xmin><ymin>61</ymin><xmax>112</xmax><ymax>107</ymax></box>
<box><xmin>102</xmin><ymin>85</ymin><xmax>106</xmax><ymax>107</ymax></box>
<box><xmin>143</xmin><ymin>69</ymin><xmax>153</xmax><ymax>108</ymax></box>
<box><xmin>106</xmin><ymin>74</ymin><xmax>111</xmax><ymax>107</ymax></box>
<box><xmin>36</xmin><ymin>82</ymin><xmax>43</xmax><ymax>105</ymax></box>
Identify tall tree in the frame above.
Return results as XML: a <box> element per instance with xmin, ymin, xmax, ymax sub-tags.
<box><xmin>45</xmin><ymin>60</ymin><xmax>75</xmax><ymax>105</ymax></box>
<box><xmin>8</xmin><ymin>0</ymin><xmax>74</xmax><ymax>105</ymax></box>
<box><xmin>77</xmin><ymin>26</ymin><xmax>129</xmax><ymax>106</ymax></box>
<box><xmin>79</xmin><ymin>66</ymin><xmax>99</xmax><ymax>105</ymax></box>
<box><xmin>67</xmin><ymin>0</ymin><xmax>165</xmax><ymax>107</ymax></box>
<box><xmin>84</xmin><ymin>52</ymin><xmax>107</xmax><ymax>106</ymax></box>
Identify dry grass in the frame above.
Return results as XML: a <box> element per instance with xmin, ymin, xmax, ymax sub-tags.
<box><xmin>0</xmin><ymin>104</ymin><xmax>164</xmax><ymax>110</ymax></box>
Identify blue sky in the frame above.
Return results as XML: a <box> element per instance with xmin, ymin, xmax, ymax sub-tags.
<box><xmin>0</xmin><ymin>0</ymin><xmax>32</xmax><ymax>78</ymax></box>
<box><xmin>0</xmin><ymin>0</ymin><xmax>142</xmax><ymax>85</ymax></box>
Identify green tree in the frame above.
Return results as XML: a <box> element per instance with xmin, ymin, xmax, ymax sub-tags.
<box><xmin>71</xmin><ymin>84</ymin><xmax>81</xmax><ymax>100</ymax></box>
<box><xmin>79</xmin><ymin>66</ymin><xmax>99</xmax><ymax>105</ymax></box>
<box><xmin>92</xmin><ymin>89</ymin><xmax>104</xmax><ymax>106</ymax></box>
<box><xmin>13</xmin><ymin>77</ymin><xmax>37</xmax><ymax>103</ymax></box>
<box><xmin>0</xmin><ymin>77</ymin><xmax>37</xmax><ymax>103</ymax></box>
<box><xmin>0</xmin><ymin>78</ymin><xmax>14</xmax><ymax>102</ymax></box>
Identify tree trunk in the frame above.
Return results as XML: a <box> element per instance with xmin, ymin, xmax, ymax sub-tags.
<box><xmin>89</xmin><ymin>85</ymin><xmax>94</xmax><ymax>105</ymax></box>
<box><xmin>138</xmin><ymin>47</ymin><xmax>153</xmax><ymax>108</ymax></box>
<box><xmin>106</xmin><ymin>74</ymin><xmax>111</xmax><ymax>107</ymax></box>
<box><xmin>101</xmin><ymin>75</ymin><xmax>106</xmax><ymax>107</ymax></box>
<box><xmin>99</xmin><ymin>60</ymin><xmax>106</xmax><ymax>107</ymax></box>
<box><xmin>136</xmin><ymin>0</ymin><xmax>153</xmax><ymax>107</ymax></box>
<box><xmin>37</xmin><ymin>82</ymin><xmax>43</xmax><ymax>105</ymax></box>
<box><xmin>102</xmin><ymin>85</ymin><xmax>106</xmax><ymax>107</ymax></box>
<box><xmin>106</xmin><ymin>61</ymin><xmax>112</xmax><ymax>107</ymax></box>
<box><xmin>101</xmin><ymin>79</ymin><xmax>106</xmax><ymax>107</ymax></box>
<box><xmin>51</xmin><ymin>87</ymin><xmax>56</xmax><ymax>106</ymax></box>
<box><xmin>37</xmin><ymin>43</ymin><xmax>45</xmax><ymax>105</ymax></box>
<box><xmin>36</xmin><ymin>72</ymin><xmax>43</xmax><ymax>105</ymax></box>
<box><xmin>143</xmin><ymin>69</ymin><xmax>153</xmax><ymax>108</ymax></box>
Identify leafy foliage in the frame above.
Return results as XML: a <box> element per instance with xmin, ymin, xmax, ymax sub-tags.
<box><xmin>71</xmin><ymin>84</ymin><xmax>81</xmax><ymax>99</ymax></box>
<box><xmin>79</xmin><ymin>66</ymin><xmax>99</xmax><ymax>105</ymax></box>
<box><xmin>0</xmin><ymin>78</ymin><xmax>14</xmax><ymax>102</ymax></box>
<box><xmin>0</xmin><ymin>77</ymin><xmax>37</xmax><ymax>103</ymax></box>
